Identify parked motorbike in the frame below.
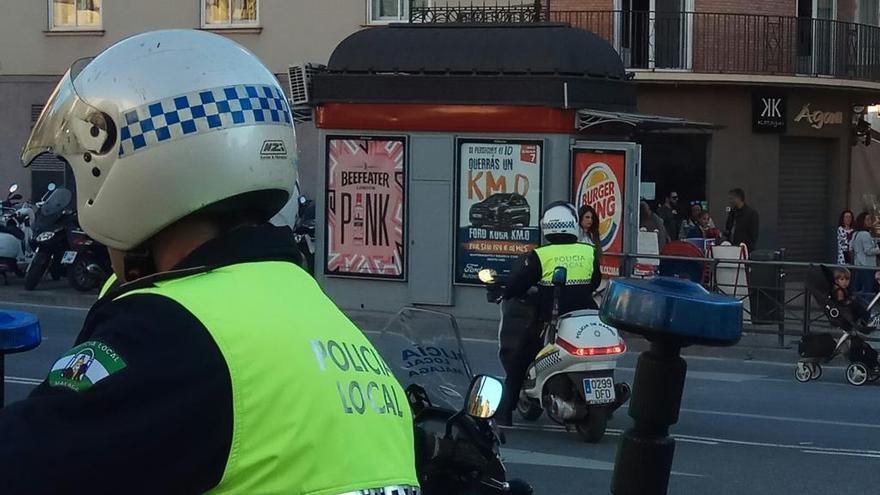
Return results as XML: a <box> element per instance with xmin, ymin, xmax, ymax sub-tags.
<box><xmin>294</xmin><ymin>195</ymin><xmax>315</xmax><ymax>274</ymax></box>
<box><xmin>25</xmin><ymin>184</ymin><xmax>76</xmax><ymax>291</ymax></box>
<box><xmin>479</xmin><ymin>267</ymin><xmax>630</xmax><ymax>443</ymax></box>
<box><xmin>0</xmin><ymin>184</ymin><xmax>29</xmax><ymax>281</ymax></box>
<box><xmin>63</xmin><ymin>229</ymin><xmax>111</xmax><ymax>292</ymax></box>
<box><xmin>377</xmin><ymin>308</ymin><xmax>532</xmax><ymax>494</ymax></box>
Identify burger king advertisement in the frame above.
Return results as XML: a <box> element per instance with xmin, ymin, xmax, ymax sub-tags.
<box><xmin>573</xmin><ymin>150</ymin><xmax>627</xmax><ymax>277</ymax></box>
<box><xmin>455</xmin><ymin>139</ymin><xmax>543</xmax><ymax>285</ymax></box>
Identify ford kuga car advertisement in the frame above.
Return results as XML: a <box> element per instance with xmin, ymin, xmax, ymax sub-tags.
<box><xmin>455</xmin><ymin>140</ymin><xmax>543</xmax><ymax>284</ymax></box>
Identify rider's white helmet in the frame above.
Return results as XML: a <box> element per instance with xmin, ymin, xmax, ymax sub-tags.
<box><xmin>541</xmin><ymin>202</ymin><xmax>579</xmax><ymax>241</ymax></box>
<box><xmin>21</xmin><ymin>29</ymin><xmax>297</xmax><ymax>251</ymax></box>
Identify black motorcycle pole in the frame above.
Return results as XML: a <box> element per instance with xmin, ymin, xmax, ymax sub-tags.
<box><xmin>611</xmin><ymin>338</ymin><xmax>686</xmax><ymax>495</ymax></box>
<box><xmin>602</xmin><ymin>278</ymin><xmax>743</xmax><ymax>495</ymax></box>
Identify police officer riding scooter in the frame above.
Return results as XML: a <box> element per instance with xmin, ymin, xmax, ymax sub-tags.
<box><xmin>496</xmin><ymin>201</ymin><xmax>602</xmax><ymax>426</ymax></box>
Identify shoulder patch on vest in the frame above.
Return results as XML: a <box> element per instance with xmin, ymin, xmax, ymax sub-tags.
<box><xmin>48</xmin><ymin>341</ymin><xmax>127</xmax><ymax>392</ymax></box>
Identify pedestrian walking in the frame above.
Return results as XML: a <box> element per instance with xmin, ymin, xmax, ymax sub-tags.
<box><xmin>851</xmin><ymin>212</ymin><xmax>880</xmax><ymax>295</ymax></box>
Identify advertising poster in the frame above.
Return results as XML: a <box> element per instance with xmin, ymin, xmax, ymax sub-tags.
<box><xmin>572</xmin><ymin>149</ymin><xmax>627</xmax><ymax>277</ymax></box>
<box><xmin>455</xmin><ymin>139</ymin><xmax>543</xmax><ymax>285</ymax></box>
<box><xmin>325</xmin><ymin>136</ymin><xmax>406</xmax><ymax>279</ymax></box>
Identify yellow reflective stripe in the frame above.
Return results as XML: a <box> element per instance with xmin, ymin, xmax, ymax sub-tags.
<box><xmin>98</xmin><ymin>273</ymin><xmax>118</xmax><ymax>299</ymax></box>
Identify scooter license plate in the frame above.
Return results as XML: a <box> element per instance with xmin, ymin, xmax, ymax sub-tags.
<box><xmin>583</xmin><ymin>376</ymin><xmax>616</xmax><ymax>405</ymax></box>
<box><xmin>61</xmin><ymin>251</ymin><xmax>77</xmax><ymax>265</ymax></box>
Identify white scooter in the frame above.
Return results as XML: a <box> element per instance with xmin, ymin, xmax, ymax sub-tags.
<box><xmin>0</xmin><ymin>184</ymin><xmax>34</xmax><ymax>283</ymax></box>
<box><xmin>480</xmin><ymin>267</ymin><xmax>630</xmax><ymax>443</ymax></box>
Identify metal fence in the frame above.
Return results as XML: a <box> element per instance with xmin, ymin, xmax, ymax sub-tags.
<box><xmin>603</xmin><ymin>253</ymin><xmax>880</xmax><ymax>347</ymax></box>
<box><xmin>409</xmin><ymin>3</ymin><xmax>880</xmax><ymax>83</ymax></box>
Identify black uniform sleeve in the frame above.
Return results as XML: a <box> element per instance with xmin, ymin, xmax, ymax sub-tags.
<box><xmin>589</xmin><ymin>253</ymin><xmax>602</xmax><ymax>290</ymax></box>
<box><xmin>0</xmin><ymin>294</ymin><xmax>233</xmax><ymax>495</ymax></box>
<box><xmin>504</xmin><ymin>251</ymin><xmax>541</xmax><ymax>300</ymax></box>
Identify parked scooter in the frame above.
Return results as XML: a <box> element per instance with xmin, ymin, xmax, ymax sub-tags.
<box><xmin>377</xmin><ymin>308</ymin><xmax>532</xmax><ymax>494</ymax></box>
<box><xmin>25</xmin><ymin>184</ymin><xmax>76</xmax><ymax>291</ymax></box>
<box><xmin>62</xmin><ymin>229</ymin><xmax>111</xmax><ymax>292</ymax></box>
<box><xmin>294</xmin><ymin>195</ymin><xmax>315</xmax><ymax>274</ymax></box>
<box><xmin>0</xmin><ymin>184</ymin><xmax>29</xmax><ymax>281</ymax></box>
<box><xmin>479</xmin><ymin>267</ymin><xmax>630</xmax><ymax>443</ymax></box>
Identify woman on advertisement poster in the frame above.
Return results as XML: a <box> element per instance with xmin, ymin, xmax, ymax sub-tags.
<box><xmin>572</xmin><ymin>150</ymin><xmax>627</xmax><ymax>277</ymax></box>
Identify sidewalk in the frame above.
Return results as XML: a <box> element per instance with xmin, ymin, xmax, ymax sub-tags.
<box><xmin>0</xmin><ymin>281</ymin><xmax>803</xmax><ymax>364</ymax></box>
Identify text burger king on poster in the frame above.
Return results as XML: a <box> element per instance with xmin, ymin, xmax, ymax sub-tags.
<box><xmin>573</xmin><ymin>150</ymin><xmax>626</xmax><ymax>276</ymax></box>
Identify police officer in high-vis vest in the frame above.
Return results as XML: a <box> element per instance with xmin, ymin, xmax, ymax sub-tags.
<box><xmin>495</xmin><ymin>202</ymin><xmax>601</xmax><ymax>426</ymax></box>
<box><xmin>2</xmin><ymin>30</ymin><xmax>419</xmax><ymax>495</ymax></box>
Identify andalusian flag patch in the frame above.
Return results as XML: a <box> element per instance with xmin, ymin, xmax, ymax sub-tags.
<box><xmin>48</xmin><ymin>341</ymin><xmax>127</xmax><ymax>392</ymax></box>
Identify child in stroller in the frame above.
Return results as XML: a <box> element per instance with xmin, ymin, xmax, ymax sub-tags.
<box><xmin>796</xmin><ymin>266</ymin><xmax>880</xmax><ymax>386</ymax></box>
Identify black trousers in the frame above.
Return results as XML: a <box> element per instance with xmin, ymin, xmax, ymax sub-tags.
<box><xmin>497</xmin><ymin>298</ymin><xmax>543</xmax><ymax>417</ymax></box>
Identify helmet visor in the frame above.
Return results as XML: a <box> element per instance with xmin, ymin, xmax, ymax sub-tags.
<box><xmin>21</xmin><ymin>58</ymin><xmax>109</xmax><ymax>167</ymax></box>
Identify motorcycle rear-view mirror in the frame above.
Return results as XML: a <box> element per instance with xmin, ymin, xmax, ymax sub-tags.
<box><xmin>47</xmin><ymin>183</ymin><xmax>57</xmax><ymax>192</ymax></box>
<box><xmin>8</xmin><ymin>184</ymin><xmax>18</xmax><ymax>194</ymax></box>
<box><xmin>464</xmin><ymin>375</ymin><xmax>503</xmax><ymax>420</ymax></box>
<box><xmin>552</xmin><ymin>266</ymin><xmax>568</xmax><ymax>287</ymax></box>
<box><xmin>478</xmin><ymin>268</ymin><xmax>497</xmax><ymax>284</ymax></box>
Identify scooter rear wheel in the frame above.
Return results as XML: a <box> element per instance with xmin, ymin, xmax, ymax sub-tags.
<box><xmin>516</xmin><ymin>397</ymin><xmax>543</xmax><ymax>421</ymax></box>
<box><xmin>576</xmin><ymin>408</ymin><xmax>608</xmax><ymax>443</ymax></box>
<box><xmin>68</xmin><ymin>256</ymin><xmax>100</xmax><ymax>292</ymax></box>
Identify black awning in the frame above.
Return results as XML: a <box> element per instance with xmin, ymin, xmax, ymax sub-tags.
<box><xmin>326</xmin><ymin>23</ymin><xmax>627</xmax><ymax>78</ymax></box>
<box><xmin>313</xmin><ymin>23</ymin><xmax>637</xmax><ymax>111</ymax></box>
<box><xmin>576</xmin><ymin>109</ymin><xmax>719</xmax><ymax>132</ymax></box>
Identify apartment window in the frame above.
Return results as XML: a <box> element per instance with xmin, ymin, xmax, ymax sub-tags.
<box><xmin>856</xmin><ymin>0</ymin><xmax>880</xmax><ymax>26</ymax></box>
<box><xmin>50</xmin><ymin>0</ymin><xmax>102</xmax><ymax>30</ymax></box>
<box><xmin>203</xmin><ymin>0</ymin><xmax>259</xmax><ymax>27</ymax></box>
<box><xmin>369</xmin><ymin>0</ymin><xmax>429</xmax><ymax>23</ymax></box>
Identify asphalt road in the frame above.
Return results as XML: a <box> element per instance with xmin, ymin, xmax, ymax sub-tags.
<box><xmin>3</xmin><ymin>300</ymin><xmax>880</xmax><ymax>495</ymax></box>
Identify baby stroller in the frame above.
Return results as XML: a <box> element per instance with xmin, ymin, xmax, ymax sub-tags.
<box><xmin>795</xmin><ymin>265</ymin><xmax>880</xmax><ymax>386</ymax></box>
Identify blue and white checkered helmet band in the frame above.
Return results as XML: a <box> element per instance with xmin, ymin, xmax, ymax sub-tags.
<box><xmin>118</xmin><ymin>84</ymin><xmax>292</xmax><ymax>157</ymax></box>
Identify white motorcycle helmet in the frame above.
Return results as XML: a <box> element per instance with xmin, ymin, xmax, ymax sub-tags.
<box><xmin>541</xmin><ymin>202</ymin><xmax>580</xmax><ymax>243</ymax></box>
<box><xmin>21</xmin><ymin>29</ymin><xmax>297</xmax><ymax>251</ymax></box>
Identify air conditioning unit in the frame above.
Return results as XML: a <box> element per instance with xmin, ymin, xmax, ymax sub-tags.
<box><xmin>288</xmin><ymin>63</ymin><xmax>325</xmax><ymax>107</ymax></box>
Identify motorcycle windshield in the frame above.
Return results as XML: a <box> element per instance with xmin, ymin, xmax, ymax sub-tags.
<box><xmin>40</xmin><ymin>188</ymin><xmax>72</xmax><ymax>218</ymax></box>
<box><xmin>376</xmin><ymin>308</ymin><xmax>474</xmax><ymax>412</ymax></box>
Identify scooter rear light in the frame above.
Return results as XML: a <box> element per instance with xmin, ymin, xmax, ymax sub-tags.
<box><xmin>556</xmin><ymin>337</ymin><xmax>626</xmax><ymax>357</ymax></box>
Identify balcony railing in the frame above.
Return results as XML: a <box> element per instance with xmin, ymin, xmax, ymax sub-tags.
<box><xmin>410</xmin><ymin>2</ymin><xmax>545</xmax><ymax>24</ymax></box>
<box><xmin>409</xmin><ymin>4</ymin><xmax>880</xmax><ymax>83</ymax></box>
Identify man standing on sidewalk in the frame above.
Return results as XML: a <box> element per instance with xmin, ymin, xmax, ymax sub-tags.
<box><xmin>657</xmin><ymin>191</ymin><xmax>681</xmax><ymax>241</ymax></box>
<box><xmin>724</xmin><ymin>188</ymin><xmax>759</xmax><ymax>252</ymax></box>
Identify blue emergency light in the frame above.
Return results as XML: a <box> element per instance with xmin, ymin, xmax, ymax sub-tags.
<box><xmin>0</xmin><ymin>310</ymin><xmax>41</xmax><ymax>354</ymax></box>
<box><xmin>601</xmin><ymin>277</ymin><xmax>743</xmax><ymax>347</ymax></box>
